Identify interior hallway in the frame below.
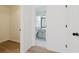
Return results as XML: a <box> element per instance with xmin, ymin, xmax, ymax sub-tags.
<box><xmin>0</xmin><ymin>40</ymin><xmax>20</xmax><ymax>53</ymax></box>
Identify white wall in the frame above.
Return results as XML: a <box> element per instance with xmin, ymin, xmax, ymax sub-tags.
<box><xmin>20</xmin><ymin>5</ymin><xmax>35</xmax><ymax>53</ymax></box>
<box><xmin>10</xmin><ymin>6</ymin><xmax>20</xmax><ymax>42</ymax></box>
<box><xmin>46</xmin><ymin>6</ymin><xmax>66</xmax><ymax>52</ymax></box>
<box><xmin>0</xmin><ymin>5</ymin><xmax>20</xmax><ymax>43</ymax></box>
<box><xmin>0</xmin><ymin>6</ymin><xmax>10</xmax><ymax>42</ymax></box>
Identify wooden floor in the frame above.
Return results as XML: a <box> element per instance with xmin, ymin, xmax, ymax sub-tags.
<box><xmin>27</xmin><ymin>46</ymin><xmax>57</xmax><ymax>53</ymax></box>
<box><xmin>0</xmin><ymin>40</ymin><xmax>20</xmax><ymax>53</ymax></box>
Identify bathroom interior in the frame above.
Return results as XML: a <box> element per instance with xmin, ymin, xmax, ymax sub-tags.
<box><xmin>27</xmin><ymin>6</ymin><xmax>52</xmax><ymax>53</ymax></box>
<box><xmin>0</xmin><ymin>5</ymin><xmax>20</xmax><ymax>53</ymax></box>
<box><xmin>35</xmin><ymin>6</ymin><xmax>46</xmax><ymax>47</ymax></box>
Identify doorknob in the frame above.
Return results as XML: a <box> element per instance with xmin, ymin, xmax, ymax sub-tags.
<box><xmin>72</xmin><ymin>32</ymin><xmax>79</xmax><ymax>36</ymax></box>
<box><xmin>72</xmin><ymin>33</ymin><xmax>76</xmax><ymax>36</ymax></box>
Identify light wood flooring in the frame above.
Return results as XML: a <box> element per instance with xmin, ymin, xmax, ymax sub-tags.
<box><xmin>27</xmin><ymin>46</ymin><xmax>57</xmax><ymax>53</ymax></box>
<box><xmin>0</xmin><ymin>40</ymin><xmax>20</xmax><ymax>53</ymax></box>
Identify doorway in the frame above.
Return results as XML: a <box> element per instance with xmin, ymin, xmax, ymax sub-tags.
<box><xmin>35</xmin><ymin>6</ymin><xmax>47</xmax><ymax>47</ymax></box>
<box><xmin>0</xmin><ymin>5</ymin><xmax>20</xmax><ymax>53</ymax></box>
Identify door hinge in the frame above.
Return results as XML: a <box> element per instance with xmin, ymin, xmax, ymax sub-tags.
<box><xmin>65</xmin><ymin>44</ymin><xmax>68</xmax><ymax>48</ymax></box>
<box><xmin>65</xmin><ymin>25</ymin><xmax>67</xmax><ymax>28</ymax></box>
<box><xmin>65</xmin><ymin>5</ymin><xmax>67</xmax><ymax>8</ymax></box>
